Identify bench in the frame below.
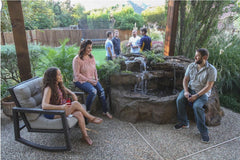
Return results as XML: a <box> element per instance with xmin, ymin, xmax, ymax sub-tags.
<box><xmin>91</xmin><ymin>39</ymin><xmax>106</xmax><ymax>46</ymax></box>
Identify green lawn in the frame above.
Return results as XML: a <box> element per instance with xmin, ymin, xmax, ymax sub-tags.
<box><xmin>92</xmin><ymin>47</ymin><xmax>106</xmax><ymax>66</ymax></box>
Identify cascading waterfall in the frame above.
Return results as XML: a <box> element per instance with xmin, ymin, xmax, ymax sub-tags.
<box><xmin>133</xmin><ymin>57</ymin><xmax>148</xmax><ymax>95</ymax></box>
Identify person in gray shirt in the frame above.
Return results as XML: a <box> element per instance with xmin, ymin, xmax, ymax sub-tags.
<box><xmin>174</xmin><ymin>48</ymin><xmax>217</xmax><ymax>143</ymax></box>
<box><xmin>112</xmin><ymin>30</ymin><xmax>121</xmax><ymax>57</ymax></box>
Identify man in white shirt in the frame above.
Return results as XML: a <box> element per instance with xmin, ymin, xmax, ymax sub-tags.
<box><xmin>128</xmin><ymin>30</ymin><xmax>141</xmax><ymax>54</ymax></box>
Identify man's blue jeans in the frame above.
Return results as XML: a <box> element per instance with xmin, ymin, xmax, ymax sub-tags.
<box><xmin>176</xmin><ymin>89</ymin><xmax>208</xmax><ymax>134</ymax></box>
<box><xmin>74</xmin><ymin>81</ymin><xmax>108</xmax><ymax>113</ymax></box>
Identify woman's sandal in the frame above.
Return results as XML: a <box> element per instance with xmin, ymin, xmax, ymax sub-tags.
<box><xmin>103</xmin><ymin>112</ymin><xmax>112</xmax><ymax>119</ymax></box>
<box><xmin>89</xmin><ymin>117</ymin><xmax>103</xmax><ymax>124</ymax></box>
<box><xmin>82</xmin><ymin>136</ymin><xmax>93</xmax><ymax>145</ymax></box>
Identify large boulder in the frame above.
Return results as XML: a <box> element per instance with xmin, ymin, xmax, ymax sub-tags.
<box><xmin>109</xmin><ymin>56</ymin><xmax>224</xmax><ymax>126</ymax></box>
<box><xmin>110</xmin><ymin>84</ymin><xmax>223</xmax><ymax>126</ymax></box>
<box><xmin>111</xmin><ymin>88</ymin><xmax>177</xmax><ymax>124</ymax></box>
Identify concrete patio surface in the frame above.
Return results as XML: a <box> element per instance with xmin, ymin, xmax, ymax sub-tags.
<box><xmin>1</xmin><ymin>107</ymin><xmax>240</xmax><ymax>160</ymax></box>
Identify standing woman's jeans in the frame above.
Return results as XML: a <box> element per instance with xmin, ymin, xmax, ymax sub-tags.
<box><xmin>74</xmin><ymin>81</ymin><xmax>108</xmax><ymax>113</ymax></box>
<box><xmin>176</xmin><ymin>88</ymin><xmax>208</xmax><ymax>134</ymax></box>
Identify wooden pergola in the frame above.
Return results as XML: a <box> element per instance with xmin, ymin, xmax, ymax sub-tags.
<box><xmin>7</xmin><ymin>0</ymin><xmax>180</xmax><ymax>81</ymax></box>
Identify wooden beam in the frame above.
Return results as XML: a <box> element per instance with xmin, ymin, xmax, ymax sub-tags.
<box><xmin>1</xmin><ymin>32</ymin><xmax>5</xmax><ymax>45</ymax></box>
<box><xmin>164</xmin><ymin>0</ymin><xmax>180</xmax><ymax>56</ymax></box>
<box><xmin>7</xmin><ymin>0</ymin><xmax>32</xmax><ymax>81</ymax></box>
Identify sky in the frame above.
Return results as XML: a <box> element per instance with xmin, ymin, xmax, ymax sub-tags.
<box><xmin>69</xmin><ymin>0</ymin><xmax>165</xmax><ymax>11</ymax></box>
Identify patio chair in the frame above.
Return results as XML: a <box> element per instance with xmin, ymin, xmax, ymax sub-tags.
<box><xmin>8</xmin><ymin>77</ymin><xmax>85</xmax><ymax>151</ymax></box>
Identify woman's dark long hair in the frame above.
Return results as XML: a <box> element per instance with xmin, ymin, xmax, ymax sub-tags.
<box><xmin>43</xmin><ymin>67</ymin><xmax>67</xmax><ymax>105</ymax></box>
<box><xmin>78</xmin><ymin>39</ymin><xmax>93</xmax><ymax>60</ymax></box>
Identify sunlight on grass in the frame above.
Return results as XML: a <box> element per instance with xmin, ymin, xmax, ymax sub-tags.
<box><xmin>92</xmin><ymin>47</ymin><xmax>107</xmax><ymax>66</ymax></box>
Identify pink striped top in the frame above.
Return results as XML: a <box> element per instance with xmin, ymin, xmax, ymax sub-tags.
<box><xmin>50</xmin><ymin>86</ymin><xmax>66</xmax><ymax>105</ymax></box>
<box><xmin>72</xmin><ymin>55</ymin><xmax>98</xmax><ymax>83</ymax></box>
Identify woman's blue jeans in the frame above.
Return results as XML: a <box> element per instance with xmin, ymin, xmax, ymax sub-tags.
<box><xmin>74</xmin><ymin>81</ymin><xmax>108</xmax><ymax>113</ymax></box>
<box><xmin>176</xmin><ymin>89</ymin><xmax>208</xmax><ymax>134</ymax></box>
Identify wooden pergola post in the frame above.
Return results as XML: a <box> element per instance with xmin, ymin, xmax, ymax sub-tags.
<box><xmin>1</xmin><ymin>32</ymin><xmax>6</xmax><ymax>45</ymax></box>
<box><xmin>164</xmin><ymin>0</ymin><xmax>180</xmax><ymax>56</ymax></box>
<box><xmin>7</xmin><ymin>0</ymin><xmax>32</xmax><ymax>81</ymax></box>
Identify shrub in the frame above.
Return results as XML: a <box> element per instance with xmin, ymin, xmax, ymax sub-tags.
<box><xmin>96</xmin><ymin>59</ymin><xmax>121</xmax><ymax>83</ymax></box>
<box><xmin>219</xmin><ymin>95</ymin><xmax>240</xmax><ymax>113</ymax></box>
<box><xmin>142</xmin><ymin>50</ymin><xmax>165</xmax><ymax>65</ymax></box>
<box><xmin>1</xmin><ymin>44</ymin><xmax>43</xmax><ymax>97</ymax></box>
<box><xmin>39</xmin><ymin>39</ymin><xmax>78</xmax><ymax>87</ymax></box>
<box><xmin>208</xmin><ymin>32</ymin><xmax>240</xmax><ymax>94</ymax></box>
<box><xmin>207</xmin><ymin>31</ymin><xmax>240</xmax><ymax>113</ymax></box>
<box><xmin>120</xmin><ymin>40</ymin><xmax>130</xmax><ymax>55</ymax></box>
<box><xmin>149</xmin><ymin>28</ymin><xmax>165</xmax><ymax>42</ymax></box>
<box><xmin>151</xmin><ymin>41</ymin><xmax>164</xmax><ymax>54</ymax></box>
<box><xmin>113</xmin><ymin>5</ymin><xmax>144</xmax><ymax>30</ymax></box>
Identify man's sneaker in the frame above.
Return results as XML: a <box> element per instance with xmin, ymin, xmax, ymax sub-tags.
<box><xmin>201</xmin><ymin>133</ymin><xmax>209</xmax><ymax>143</ymax></box>
<box><xmin>174</xmin><ymin>123</ymin><xmax>189</xmax><ymax>130</ymax></box>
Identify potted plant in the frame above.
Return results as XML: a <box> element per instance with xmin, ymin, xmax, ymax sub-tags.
<box><xmin>1</xmin><ymin>81</ymin><xmax>16</xmax><ymax>117</ymax></box>
<box><xmin>1</xmin><ymin>95</ymin><xmax>15</xmax><ymax>117</ymax></box>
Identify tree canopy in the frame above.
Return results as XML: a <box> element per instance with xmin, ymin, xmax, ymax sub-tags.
<box><xmin>1</xmin><ymin>0</ymin><xmax>167</xmax><ymax>31</ymax></box>
<box><xmin>141</xmin><ymin>6</ymin><xmax>166</xmax><ymax>28</ymax></box>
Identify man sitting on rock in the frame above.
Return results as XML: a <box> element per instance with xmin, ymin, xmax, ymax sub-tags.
<box><xmin>174</xmin><ymin>48</ymin><xmax>217</xmax><ymax>143</ymax></box>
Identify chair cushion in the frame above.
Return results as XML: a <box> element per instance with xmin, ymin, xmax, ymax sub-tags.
<box><xmin>13</xmin><ymin>77</ymin><xmax>43</xmax><ymax>121</ymax></box>
<box><xmin>29</xmin><ymin>114</ymin><xmax>78</xmax><ymax>129</ymax></box>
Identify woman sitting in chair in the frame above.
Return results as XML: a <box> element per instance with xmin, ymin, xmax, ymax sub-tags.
<box><xmin>42</xmin><ymin>67</ymin><xmax>103</xmax><ymax>145</ymax></box>
<box><xmin>72</xmin><ymin>39</ymin><xmax>112</xmax><ymax>119</ymax></box>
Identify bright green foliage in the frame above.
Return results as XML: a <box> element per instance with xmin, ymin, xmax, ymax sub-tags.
<box><xmin>1</xmin><ymin>0</ymin><xmax>55</xmax><ymax>31</ymax></box>
<box><xmin>22</xmin><ymin>0</ymin><xmax>55</xmax><ymax>30</ymax></box>
<box><xmin>96</xmin><ymin>60</ymin><xmax>121</xmax><ymax>82</ymax></box>
<box><xmin>141</xmin><ymin>6</ymin><xmax>166</xmax><ymax>28</ymax></box>
<box><xmin>39</xmin><ymin>39</ymin><xmax>78</xmax><ymax>87</ymax></box>
<box><xmin>142</xmin><ymin>50</ymin><xmax>165</xmax><ymax>65</ymax></box>
<box><xmin>113</xmin><ymin>5</ymin><xmax>144</xmax><ymax>30</ymax></box>
<box><xmin>48</xmin><ymin>0</ymin><xmax>76</xmax><ymax>27</ymax></box>
<box><xmin>72</xmin><ymin>4</ymin><xmax>86</xmax><ymax>25</ymax></box>
<box><xmin>91</xmin><ymin>47</ymin><xmax>107</xmax><ymax>66</ymax></box>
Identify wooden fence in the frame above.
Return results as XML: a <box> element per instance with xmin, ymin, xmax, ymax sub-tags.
<box><xmin>1</xmin><ymin>29</ymin><xmax>136</xmax><ymax>47</ymax></box>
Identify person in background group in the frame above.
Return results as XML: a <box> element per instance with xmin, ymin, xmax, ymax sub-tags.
<box><xmin>42</xmin><ymin>67</ymin><xmax>103</xmax><ymax>146</ymax></box>
<box><xmin>140</xmin><ymin>27</ymin><xmax>152</xmax><ymax>52</ymax></box>
<box><xmin>72</xmin><ymin>40</ymin><xmax>113</xmax><ymax>119</ymax></box>
<box><xmin>112</xmin><ymin>30</ymin><xmax>121</xmax><ymax>58</ymax></box>
<box><xmin>105</xmin><ymin>31</ymin><xmax>115</xmax><ymax>60</ymax></box>
<box><xmin>128</xmin><ymin>29</ymin><xmax>141</xmax><ymax>54</ymax></box>
<box><xmin>174</xmin><ymin>48</ymin><xmax>217</xmax><ymax>143</ymax></box>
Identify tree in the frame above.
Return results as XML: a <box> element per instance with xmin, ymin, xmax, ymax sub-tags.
<box><xmin>175</xmin><ymin>0</ymin><xmax>238</xmax><ymax>57</ymax></box>
<box><xmin>1</xmin><ymin>0</ymin><xmax>12</xmax><ymax>32</ymax></box>
<box><xmin>113</xmin><ymin>5</ymin><xmax>144</xmax><ymax>30</ymax></box>
<box><xmin>48</xmin><ymin>0</ymin><xmax>75</xmax><ymax>28</ymax></box>
<box><xmin>141</xmin><ymin>6</ymin><xmax>166</xmax><ymax>28</ymax></box>
<box><xmin>87</xmin><ymin>9</ymin><xmax>110</xmax><ymax>29</ymax></box>
<box><xmin>72</xmin><ymin>3</ymin><xmax>86</xmax><ymax>25</ymax></box>
<box><xmin>22</xmin><ymin>0</ymin><xmax>55</xmax><ymax>30</ymax></box>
